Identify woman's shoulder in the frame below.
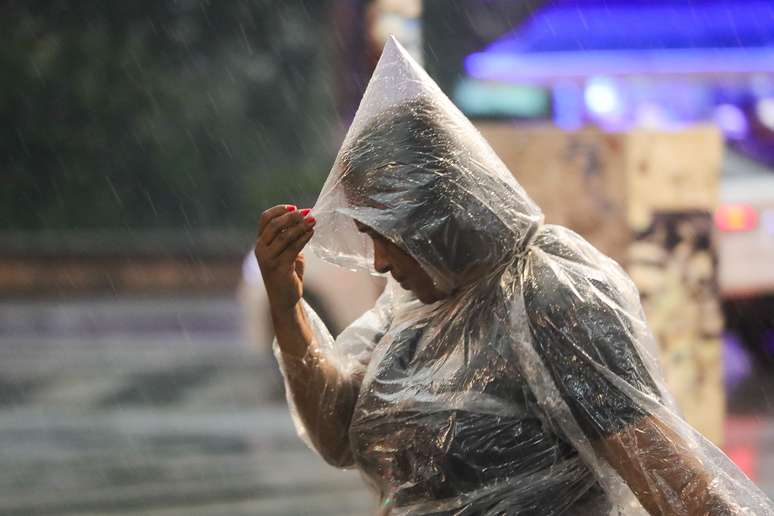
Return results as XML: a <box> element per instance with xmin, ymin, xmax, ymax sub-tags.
<box><xmin>532</xmin><ymin>224</ymin><xmax>614</xmax><ymax>268</ymax></box>
<box><xmin>523</xmin><ymin>224</ymin><xmax>640</xmax><ymax>324</ymax></box>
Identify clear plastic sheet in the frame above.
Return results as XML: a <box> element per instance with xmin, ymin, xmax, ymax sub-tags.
<box><xmin>274</xmin><ymin>37</ymin><xmax>774</xmax><ymax>515</ymax></box>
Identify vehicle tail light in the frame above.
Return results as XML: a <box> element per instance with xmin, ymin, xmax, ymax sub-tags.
<box><xmin>715</xmin><ymin>204</ymin><xmax>759</xmax><ymax>232</ymax></box>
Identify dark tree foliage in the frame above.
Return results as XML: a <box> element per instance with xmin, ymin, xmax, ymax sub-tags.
<box><xmin>0</xmin><ymin>0</ymin><xmax>336</xmax><ymax>230</ymax></box>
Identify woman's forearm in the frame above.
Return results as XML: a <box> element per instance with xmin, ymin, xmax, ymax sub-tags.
<box><xmin>596</xmin><ymin>415</ymin><xmax>739</xmax><ymax>515</ymax></box>
<box><xmin>272</xmin><ymin>302</ymin><xmax>359</xmax><ymax>467</ymax></box>
<box><xmin>272</xmin><ymin>302</ymin><xmax>316</xmax><ymax>359</ymax></box>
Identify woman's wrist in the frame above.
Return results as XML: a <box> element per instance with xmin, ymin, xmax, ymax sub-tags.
<box><xmin>269</xmin><ymin>297</ymin><xmax>301</xmax><ymax>324</ymax></box>
<box><xmin>264</xmin><ymin>278</ymin><xmax>302</xmax><ymax>315</ymax></box>
<box><xmin>271</xmin><ymin>301</ymin><xmax>311</xmax><ymax>359</ymax></box>
<box><xmin>700</xmin><ymin>491</ymin><xmax>742</xmax><ymax>516</ymax></box>
<box><xmin>685</xmin><ymin>477</ymin><xmax>741</xmax><ymax>516</ymax></box>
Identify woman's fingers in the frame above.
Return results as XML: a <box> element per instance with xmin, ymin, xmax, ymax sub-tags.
<box><xmin>259</xmin><ymin>205</ymin><xmax>295</xmax><ymax>233</ymax></box>
<box><xmin>282</xmin><ymin>227</ymin><xmax>314</xmax><ymax>259</ymax></box>
<box><xmin>261</xmin><ymin>210</ymin><xmax>305</xmax><ymax>246</ymax></box>
<box><xmin>267</xmin><ymin>217</ymin><xmax>316</xmax><ymax>259</ymax></box>
<box><xmin>255</xmin><ymin>205</ymin><xmax>316</xmax><ymax>274</ymax></box>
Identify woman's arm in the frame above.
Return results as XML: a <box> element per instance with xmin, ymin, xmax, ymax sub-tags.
<box><xmin>521</xmin><ymin>240</ymin><xmax>751</xmax><ymax>515</ymax></box>
<box><xmin>256</xmin><ymin>205</ymin><xmax>358</xmax><ymax>467</ymax></box>
<box><xmin>271</xmin><ymin>303</ymin><xmax>359</xmax><ymax>467</ymax></box>
<box><xmin>595</xmin><ymin>415</ymin><xmax>739</xmax><ymax>515</ymax></box>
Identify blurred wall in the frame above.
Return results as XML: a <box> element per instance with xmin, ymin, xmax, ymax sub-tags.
<box><xmin>479</xmin><ymin>123</ymin><xmax>726</xmax><ymax>444</ymax></box>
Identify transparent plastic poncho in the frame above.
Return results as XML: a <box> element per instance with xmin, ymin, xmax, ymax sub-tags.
<box><xmin>274</xmin><ymin>37</ymin><xmax>773</xmax><ymax>515</ymax></box>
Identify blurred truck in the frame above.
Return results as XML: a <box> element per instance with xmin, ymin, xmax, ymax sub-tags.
<box><xmin>717</xmin><ymin>150</ymin><xmax>774</xmax><ymax>298</ymax></box>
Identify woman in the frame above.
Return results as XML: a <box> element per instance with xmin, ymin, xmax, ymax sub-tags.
<box><xmin>255</xmin><ymin>38</ymin><xmax>772</xmax><ymax>515</ymax></box>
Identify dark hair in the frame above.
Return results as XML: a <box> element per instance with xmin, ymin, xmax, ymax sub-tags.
<box><xmin>337</xmin><ymin>96</ymin><xmax>519</xmax><ymax>281</ymax></box>
<box><xmin>339</xmin><ymin>96</ymin><xmax>455</xmax><ymax>210</ymax></box>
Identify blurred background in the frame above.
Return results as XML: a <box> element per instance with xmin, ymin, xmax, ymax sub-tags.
<box><xmin>1</xmin><ymin>0</ymin><xmax>773</xmax><ymax>514</ymax></box>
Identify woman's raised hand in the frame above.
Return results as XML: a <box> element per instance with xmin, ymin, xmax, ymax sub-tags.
<box><xmin>255</xmin><ymin>205</ymin><xmax>316</xmax><ymax>312</ymax></box>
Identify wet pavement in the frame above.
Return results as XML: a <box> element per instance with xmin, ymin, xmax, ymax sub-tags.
<box><xmin>0</xmin><ymin>295</ymin><xmax>772</xmax><ymax>515</ymax></box>
<box><xmin>0</xmin><ymin>296</ymin><xmax>374</xmax><ymax>515</ymax></box>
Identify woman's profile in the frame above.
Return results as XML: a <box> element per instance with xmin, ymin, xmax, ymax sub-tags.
<box><xmin>254</xmin><ymin>37</ymin><xmax>773</xmax><ymax>515</ymax></box>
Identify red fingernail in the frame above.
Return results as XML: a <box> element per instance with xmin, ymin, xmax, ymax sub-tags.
<box><xmin>299</xmin><ymin>208</ymin><xmax>311</xmax><ymax>216</ymax></box>
<box><xmin>286</xmin><ymin>205</ymin><xmax>297</xmax><ymax>212</ymax></box>
<box><xmin>306</xmin><ymin>216</ymin><xmax>316</xmax><ymax>224</ymax></box>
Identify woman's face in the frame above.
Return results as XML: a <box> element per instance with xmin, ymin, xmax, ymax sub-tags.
<box><xmin>354</xmin><ymin>220</ymin><xmax>446</xmax><ymax>304</ymax></box>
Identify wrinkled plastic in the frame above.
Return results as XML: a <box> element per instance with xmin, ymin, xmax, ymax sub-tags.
<box><xmin>274</xmin><ymin>37</ymin><xmax>774</xmax><ymax>515</ymax></box>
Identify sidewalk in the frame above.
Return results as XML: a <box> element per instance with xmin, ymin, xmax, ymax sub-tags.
<box><xmin>0</xmin><ymin>296</ymin><xmax>374</xmax><ymax>515</ymax></box>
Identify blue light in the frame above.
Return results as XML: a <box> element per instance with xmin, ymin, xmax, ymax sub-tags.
<box><xmin>713</xmin><ymin>104</ymin><xmax>749</xmax><ymax>139</ymax></box>
<box><xmin>552</xmin><ymin>82</ymin><xmax>584</xmax><ymax>129</ymax></box>
<box><xmin>585</xmin><ymin>77</ymin><xmax>622</xmax><ymax>117</ymax></box>
<box><xmin>463</xmin><ymin>0</ymin><xmax>774</xmax><ymax>83</ymax></box>
<box><xmin>485</xmin><ymin>0</ymin><xmax>774</xmax><ymax>54</ymax></box>
<box><xmin>464</xmin><ymin>48</ymin><xmax>774</xmax><ymax>83</ymax></box>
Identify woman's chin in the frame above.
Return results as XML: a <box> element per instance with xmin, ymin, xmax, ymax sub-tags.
<box><xmin>416</xmin><ymin>289</ymin><xmax>444</xmax><ymax>304</ymax></box>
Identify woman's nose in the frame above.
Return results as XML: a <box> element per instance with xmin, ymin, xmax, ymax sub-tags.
<box><xmin>373</xmin><ymin>245</ymin><xmax>391</xmax><ymax>274</ymax></box>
